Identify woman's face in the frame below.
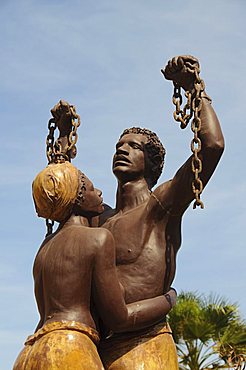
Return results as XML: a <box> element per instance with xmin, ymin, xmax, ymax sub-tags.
<box><xmin>77</xmin><ymin>175</ymin><xmax>104</xmax><ymax>216</ymax></box>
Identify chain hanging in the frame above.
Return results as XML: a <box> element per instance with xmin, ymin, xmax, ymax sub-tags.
<box><xmin>45</xmin><ymin>219</ymin><xmax>54</xmax><ymax>237</ymax></box>
<box><xmin>172</xmin><ymin>65</ymin><xmax>205</xmax><ymax>209</ymax></box>
<box><xmin>45</xmin><ymin>101</ymin><xmax>81</xmax><ymax>236</ymax></box>
<box><xmin>67</xmin><ymin>105</ymin><xmax>81</xmax><ymax>154</ymax></box>
<box><xmin>46</xmin><ymin>118</ymin><xmax>57</xmax><ymax>164</ymax></box>
<box><xmin>46</xmin><ymin>102</ymin><xmax>81</xmax><ymax>164</ymax></box>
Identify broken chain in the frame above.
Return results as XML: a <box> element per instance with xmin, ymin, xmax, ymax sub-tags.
<box><xmin>172</xmin><ymin>64</ymin><xmax>205</xmax><ymax>209</ymax></box>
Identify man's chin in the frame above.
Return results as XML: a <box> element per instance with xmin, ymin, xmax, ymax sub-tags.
<box><xmin>113</xmin><ymin>165</ymin><xmax>130</xmax><ymax>175</ymax></box>
<box><xmin>113</xmin><ymin>167</ymin><xmax>129</xmax><ymax>181</ymax></box>
<box><xmin>113</xmin><ymin>168</ymin><xmax>140</xmax><ymax>185</ymax></box>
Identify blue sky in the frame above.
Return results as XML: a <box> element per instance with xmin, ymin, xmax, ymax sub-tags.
<box><xmin>0</xmin><ymin>0</ymin><xmax>245</xmax><ymax>368</ymax></box>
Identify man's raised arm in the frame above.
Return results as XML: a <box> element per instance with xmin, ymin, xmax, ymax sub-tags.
<box><xmin>155</xmin><ymin>55</ymin><xmax>224</xmax><ymax>216</ymax></box>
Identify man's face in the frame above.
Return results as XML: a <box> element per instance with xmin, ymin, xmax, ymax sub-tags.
<box><xmin>113</xmin><ymin>133</ymin><xmax>148</xmax><ymax>182</ymax></box>
<box><xmin>79</xmin><ymin>176</ymin><xmax>104</xmax><ymax>216</ymax></box>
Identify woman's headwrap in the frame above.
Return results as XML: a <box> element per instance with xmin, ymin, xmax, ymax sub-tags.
<box><xmin>32</xmin><ymin>162</ymin><xmax>80</xmax><ymax>222</ymax></box>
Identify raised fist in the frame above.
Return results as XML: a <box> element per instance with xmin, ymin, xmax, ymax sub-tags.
<box><xmin>51</xmin><ymin>100</ymin><xmax>75</xmax><ymax>136</ymax></box>
<box><xmin>161</xmin><ymin>55</ymin><xmax>200</xmax><ymax>92</ymax></box>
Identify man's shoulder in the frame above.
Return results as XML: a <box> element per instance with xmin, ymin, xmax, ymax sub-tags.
<box><xmin>149</xmin><ymin>179</ymin><xmax>173</xmax><ymax>210</ymax></box>
<box><xmin>99</xmin><ymin>204</ymin><xmax>117</xmax><ymax>226</ymax></box>
<box><xmin>148</xmin><ymin>179</ymin><xmax>186</xmax><ymax>219</ymax></box>
<box><xmin>153</xmin><ymin>179</ymin><xmax>173</xmax><ymax>196</ymax></box>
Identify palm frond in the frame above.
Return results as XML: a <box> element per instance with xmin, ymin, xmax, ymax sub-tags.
<box><xmin>168</xmin><ymin>291</ymin><xmax>245</xmax><ymax>370</ymax></box>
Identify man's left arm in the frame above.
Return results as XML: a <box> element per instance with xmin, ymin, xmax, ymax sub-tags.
<box><xmin>154</xmin><ymin>56</ymin><xmax>224</xmax><ymax>215</ymax></box>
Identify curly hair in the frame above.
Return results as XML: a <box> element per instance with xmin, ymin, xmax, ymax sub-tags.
<box><xmin>120</xmin><ymin>127</ymin><xmax>166</xmax><ymax>189</ymax></box>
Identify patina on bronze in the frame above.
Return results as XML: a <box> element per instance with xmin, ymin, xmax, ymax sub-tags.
<box><xmin>13</xmin><ymin>111</ymin><xmax>177</xmax><ymax>369</ymax></box>
<box><xmin>98</xmin><ymin>55</ymin><xmax>224</xmax><ymax>369</ymax></box>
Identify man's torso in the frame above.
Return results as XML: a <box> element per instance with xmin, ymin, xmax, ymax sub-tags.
<box><xmin>101</xmin><ymin>191</ymin><xmax>181</xmax><ymax>303</ymax></box>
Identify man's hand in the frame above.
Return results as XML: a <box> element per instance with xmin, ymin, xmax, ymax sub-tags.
<box><xmin>161</xmin><ymin>55</ymin><xmax>200</xmax><ymax>92</ymax></box>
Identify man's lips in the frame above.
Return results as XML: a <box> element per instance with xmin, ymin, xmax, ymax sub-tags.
<box><xmin>113</xmin><ymin>155</ymin><xmax>131</xmax><ymax>165</ymax></box>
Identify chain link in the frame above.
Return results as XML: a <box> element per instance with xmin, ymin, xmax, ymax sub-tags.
<box><xmin>45</xmin><ymin>101</ymin><xmax>81</xmax><ymax>236</ymax></box>
<box><xmin>67</xmin><ymin>105</ymin><xmax>81</xmax><ymax>153</ymax></box>
<box><xmin>172</xmin><ymin>64</ymin><xmax>205</xmax><ymax>209</ymax></box>
<box><xmin>45</xmin><ymin>102</ymin><xmax>81</xmax><ymax>164</ymax></box>
<box><xmin>173</xmin><ymin>84</ymin><xmax>192</xmax><ymax>129</ymax></box>
<box><xmin>46</xmin><ymin>118</ymin><xmax>67</xmax><ymax>164</ymax></box>
<box><xmin>46</xmin><ymin>118</ymin><xmax>57</xmax><ymax>164</ymax></box>
<box><xmin>45</xmin><ymin>219</ymin><xmax>54</xmax><ymax>237</ymax></box>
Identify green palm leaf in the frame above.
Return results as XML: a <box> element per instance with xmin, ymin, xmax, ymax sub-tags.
<box><xmin>168</xmin><ymin>291</ymin><xmax>245</xmax><ymax>370</ymax></box>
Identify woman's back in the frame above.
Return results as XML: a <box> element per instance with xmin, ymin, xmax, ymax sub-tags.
<box><xmin>34</xmin><ymin>223</ymin><xmax>104</xmax><ymax>330</ymax></box>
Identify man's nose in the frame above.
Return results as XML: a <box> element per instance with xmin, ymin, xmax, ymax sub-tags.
<box><xmin>116</xmin><ymin>144</ymin><xmax>129</xmax><ymax>155</ymax></box>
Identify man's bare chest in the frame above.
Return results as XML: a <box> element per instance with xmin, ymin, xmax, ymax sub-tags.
<box><xmin>102</xmin><ymin>207</ymin><xmax>166</xmax><ymax>265</ymax></box>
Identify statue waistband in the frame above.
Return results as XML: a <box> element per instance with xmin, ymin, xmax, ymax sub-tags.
<box><xmin>25</xmin><ymin>320</ymin><xmax>100</xmax><ymax>346</ymax></box>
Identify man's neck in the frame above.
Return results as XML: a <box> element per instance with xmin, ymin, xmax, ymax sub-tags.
<box><xmin>116</xmin><ymin>178</ymin><xmax>150</xmax><ymax>212</ymax></box>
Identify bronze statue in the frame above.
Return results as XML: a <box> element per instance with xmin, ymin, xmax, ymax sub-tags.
<box><xmin>13</xmin><ymin>54</ymin><xmax>224</xmax><ymax>370</ymax></box>
<box><xmin>13</xmin><ymin>160</ymin><xmax>176</xmax><ymax>369</ymax></box>
<box><xmin>97</xmin><ymin>55</ymin><xmax>224</xmax><ymax>369</ymax></box>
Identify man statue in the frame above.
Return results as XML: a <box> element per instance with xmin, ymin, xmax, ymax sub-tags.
<box><xmin>98</xmin><ymin>55</ymin><xmax>224</xmax><ymax>369</ymax></box>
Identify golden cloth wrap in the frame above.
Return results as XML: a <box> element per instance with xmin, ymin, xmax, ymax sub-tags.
<box><xmin>32</xmin><ymin>162</ymin><xmax>79</xmax><ymax>222</ymax></box>
<box><xmin>99</xmin><ymin>321</ymin><xmax>178</xmax><ymax>370</ymax></box>
<box><xmin>13</xmin><ymin>321</ymin><xmax>104</xmax><ymax>370</ymax></box>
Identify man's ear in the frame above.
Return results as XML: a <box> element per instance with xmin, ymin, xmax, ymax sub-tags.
<box><xmin>144</xmin><ymin>153</ymin><xmax>160</xmax><ymax>189</ymax></box>
<box><xmin>151</xmin><ymin>154</ymin><xmax>161</xmax><ymax>166</ymax></box>
<box><xmin>149</xmin><ymin>154</ymin><xmax>161</xmax><ymax>174</ymax></box>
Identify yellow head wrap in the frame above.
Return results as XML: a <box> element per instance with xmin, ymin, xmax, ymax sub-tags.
<box><xmin>32</xmin><ymin>162</ymin><xmax>79</xmax><ymax>222</ymax></box>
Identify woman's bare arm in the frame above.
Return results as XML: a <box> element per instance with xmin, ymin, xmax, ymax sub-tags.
<box><xmin>92</xmin><ymin>229</ymin><xmax>176</xmax><ymax>332</ymax></box>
